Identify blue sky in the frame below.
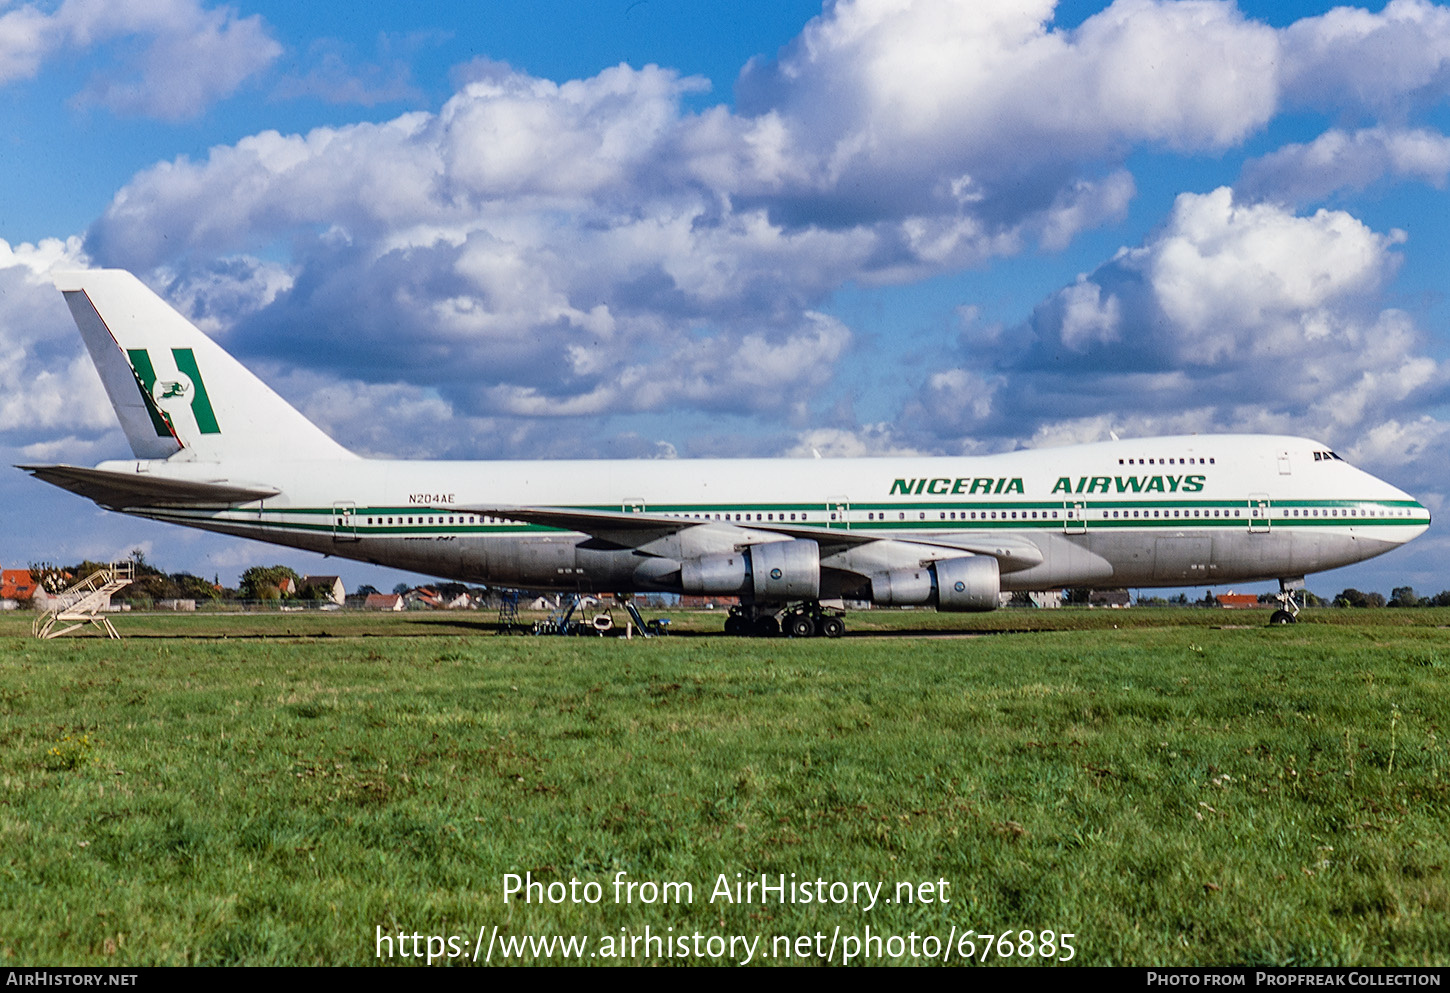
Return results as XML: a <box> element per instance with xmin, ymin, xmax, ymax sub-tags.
<box><xmin>2</xmin><ymin>0</ymin><xmax>1449</xmax><ymax>601</ymax></box>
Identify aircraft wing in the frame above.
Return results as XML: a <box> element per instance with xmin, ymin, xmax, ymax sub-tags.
<box><xmin>446</xmin><ymin>504</ymin><xmax>1044</xmax><ymax>570</ymax></box>
<box><xmin>19</xmin><ymin>463</ymin><xmax>280</xmax><ymax>509</ymax></box>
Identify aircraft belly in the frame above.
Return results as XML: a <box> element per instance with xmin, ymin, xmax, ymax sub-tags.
<box><xmin>1211</xmin><ymin>531</ymin><xmax>1288</xmax><ymax>582</ymax></box>
<box><xmin>481</xmin><ymin>536</ymin><xmax>579</xmax><ymax>588</ymax></box>
<box><xmin>1292</xmin><ymin>531</ymin><xmax>1400</xmax><ymax>574</ymax></box>
<box><xmin>341</xmin><ymin>535</ymin><xmax>463</xmax><ymax>578</ymax></box>
<box><xmin>1150</xmin><ymin>535</ymin><xmax>1212</xmax><ymax>584</ymax></box>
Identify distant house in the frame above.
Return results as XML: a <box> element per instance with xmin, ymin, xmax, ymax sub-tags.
<box><xmin>364</xmin><ymin>593</ymin><xmax>404</xmax><ymax>611</ymax></box>
<box><xmin>276</xmin><ymin>577</ymin><xmax>296</xmax><ymax>596</ymax></box>
<box><xmin>1216</xmin><ymin>593</ymin><xmax>1259</xmax><ymax>609</ymax></box>
<box><xmin>1089</xmin><ymin>589</ymin><xmax>1132</xmax><ymax>608</ymax></box>
<box><xmin>1</xmin><ymin>569</ymin><xmax>42</xmax><ymax>609</ymax></box>
<box><xmin>1</xmin><ymin>569</ymin><xmax>38</xmax><ymax>603</ymax></box>
<box><xmin>300</xmin><ymin>575</ymin><xmax>346</xmax><ymax>605</ymax></box>
<box><xmin>406</xmin><ymin>587</ymin><xmax>442</xmax><ymax>609</ymax></box>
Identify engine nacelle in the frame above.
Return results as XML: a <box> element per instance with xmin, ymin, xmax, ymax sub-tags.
<box><xmin>749</xmin><ymin>539</ymin><xmax>820</xmax><ymax>600</ymax></box>
<box><xmin>870</xmin><ymin>555</ymin><xmax>1000</xmax><ymax>611</ymax></box>
<box><xmin>679</xmin><ymin>539</ymin><xmax>821</xmax><ymax>601</ymax></box>
<box><xmin>680</xmin><ymin>551</ymin><xmax>748</xmax><ymax>594</ymax></box>
<box><xmin>871</xmin><ymin>566</ymin><xmax>934</xmax><ymax>605</ymax></box>
<box><xmin>934</xmin><ymin>555</ymin><xmax>999</xmax><ymax>611</ymax></box>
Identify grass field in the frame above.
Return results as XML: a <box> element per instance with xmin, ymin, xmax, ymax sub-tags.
<box><xmin>1</xmin><ymin>607</ymin><xmax>1448</xmax><ymax>966</ymax></box>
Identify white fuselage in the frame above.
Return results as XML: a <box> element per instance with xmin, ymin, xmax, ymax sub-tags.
<box><xmin>103</xmin><ymin>433</ymin><xmax>1429</xmax><ymax>598</ymax></box>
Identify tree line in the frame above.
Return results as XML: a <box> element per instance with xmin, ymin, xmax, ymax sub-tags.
<box><xmin>23</xmin><ymin>551</ymin><xmax>494</xmax><ymax>606</ymax></box>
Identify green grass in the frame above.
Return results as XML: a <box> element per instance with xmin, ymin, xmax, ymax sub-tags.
<box><xmin>1</xmin><ymin>608</ymin><xmax>1448</xmax><ymax>965</ymax></box>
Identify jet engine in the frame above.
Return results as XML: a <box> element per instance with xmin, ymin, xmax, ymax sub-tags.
<box><xmin>680</xmin><ymin>539</ymin><xmax>820</xmax><ymax>601</ymax></box>
<box><xmin>870</xmin><ymin>555</ymin><xmax>999</xmax><ymax>611</ymax></box>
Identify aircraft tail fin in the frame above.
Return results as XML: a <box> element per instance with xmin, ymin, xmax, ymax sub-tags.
<box><xmin>54</xmin><ymin>270</ymin><xmax>354</xmax><ymax>462</ymax></box>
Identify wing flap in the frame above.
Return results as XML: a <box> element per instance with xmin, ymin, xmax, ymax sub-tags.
<box><xmin>19</xmin><ymin>464</ymin><xmax>279</xmax><ymax>509</ymax></box>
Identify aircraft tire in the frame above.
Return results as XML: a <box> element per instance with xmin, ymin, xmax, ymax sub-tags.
<box><xmin>724</xmin><ymin>616</ymin><xmax>747</xmax><ymax>636</ymax></box>
<box><xmin>753</xmin><ymin>616</ymin><xmax>780</xmax><ymax>637</ymax></box>
<box><xmin>1268</xmin><ymin>609</ymin><xmax>1296</xmax><ymax>626</ymax></box>
<box><xmin>786</xmin><ymin>614</ymin><xmax>815</xmax><ymax>638</ymax></box>
<box><xmin>820</xmin><ymin>616</ymin><xmax>845</xmax><ymax>638</ymax></box>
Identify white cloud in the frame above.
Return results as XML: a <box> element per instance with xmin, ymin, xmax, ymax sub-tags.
<box><xmin>734</xmin><ymin>0</ymin><xmax>1278</xmax><ymax>227</ymax></box>
<box><xmin>1240</xmin><ymin>126</ymin><xmax>1450</xmax><ymax>205</ymax></box>
<box><xmin>0</xmin><ymin>4</ymin><xmax>53</xmax><ymax>84</ymax></box>
<box><xmin>0</xmin><ymin>236</ymin><xmax>120</xmax><ymax>449</ymax></box>
<box><xmin>1053</xmin><ymin>276</ymin><xmax>1122</xmax><ymax>352</ymax></box>
<box><xmin>993</xmin><ymin>188</ymin><xmax>1405</xmax><ymax>378</ymax></box>
<box><xmin>49</xmin><ymin>1</ymin><xmax>1450</xmax><ymax>489</ymax></box>
<box><xmin>899</xmin><ymin>189</ymin><xmax>1449</xmax><ymax>499</ymax></box>
<box><xmin>1280</xmin><ymin>0</ymin><xmax>1450</xmax><ymax>116</ymax></box>
<box><xmin>0</xmin><ymin>0</ymin><xmax>280</xmax><ymax>119</ymax></box>
<box><xmin>782</xmin><ymin>425</ymin><xmax>925</xmax><ymax>459</ymax></box>
<box><xmin>1348</xmin><ymin>416</ymin><xmax>1450</xmax><ymax>471</ymax></box>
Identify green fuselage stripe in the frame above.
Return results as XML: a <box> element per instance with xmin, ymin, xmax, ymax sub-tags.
<box><xmin>138</xmin><ymin>497</ymin><xmax>1426</xmax><ymax>538</ymax></box>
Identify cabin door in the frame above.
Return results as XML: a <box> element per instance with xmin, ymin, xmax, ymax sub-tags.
<box><xmin>332</xmin><ymin>501</ymin><xmax>359</xmax><ymax>542</ymax></box>
<box><xmin>1064</xmin><ymin>500</ymin><xmax>1086</xmax><ymax>535</ymax></box>
<box><xmin>1249</xmin><ymin>494</ymin><xmax>1271</xmax><ymax>533</ymax></box>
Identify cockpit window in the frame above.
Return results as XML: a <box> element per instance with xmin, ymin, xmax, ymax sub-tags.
<box><xmin>1312</xmin><ymin>450</ymin><xmax>1345</xmax><ymax>463</ymax></box>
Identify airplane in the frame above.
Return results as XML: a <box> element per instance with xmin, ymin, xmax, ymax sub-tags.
<box><xmin>20</xmin><ymin>269</ymin><xmax>1432</xmax><ymax>636</ymax></box>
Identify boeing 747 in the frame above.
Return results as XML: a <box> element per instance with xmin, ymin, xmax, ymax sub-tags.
<box><xmin>20</xmin><ymin>270</ymin><xmax>1431</xmax><ymax>635</ymax></box>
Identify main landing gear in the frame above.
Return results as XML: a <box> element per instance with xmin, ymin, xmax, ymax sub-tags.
<box><xmin>1269</xmin><ymin>577</ymin><xmax>1305</xmax><ymax>626</ymax></box>
<box><xmin>724</xmin><ymin>601</ymin><xmax>846</xmax><ymax>638</ymax></box>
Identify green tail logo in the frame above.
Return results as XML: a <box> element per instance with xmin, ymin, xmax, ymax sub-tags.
<box><xmin>127</xmin><ymin>348</ymin><xmax>221</xmax><ymax>437</ymax></box>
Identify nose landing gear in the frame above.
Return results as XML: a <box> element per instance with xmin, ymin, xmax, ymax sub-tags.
<box><xmin>1269</xmin><ymin>577</ymin><xmax>1305</xmax><ymax>626</ymax></box>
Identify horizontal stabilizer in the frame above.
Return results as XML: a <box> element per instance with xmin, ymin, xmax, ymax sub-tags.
<box><xmin>19</xmin><ymin>464</ymin><xmax>279</xmax><ymax>509</ymax></box>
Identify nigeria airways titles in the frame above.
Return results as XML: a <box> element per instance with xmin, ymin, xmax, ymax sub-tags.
<box><xmin>891</xmin><ymin>474</ymin><xmax>1207</xmax><ymax>496</ymax></box>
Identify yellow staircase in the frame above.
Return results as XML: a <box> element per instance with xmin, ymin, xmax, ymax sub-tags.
<box><xmin>33</xmin><ymin>561</ymin><xmax>135</xmax><ymax>640</ymax></box>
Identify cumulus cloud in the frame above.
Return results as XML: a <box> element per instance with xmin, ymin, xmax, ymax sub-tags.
<box><xmin>1020</xmin><ymin>188</ymin><xmax>1407</xmax><ymax>371</ymax></box>
<box><xmin>733</xmin><ymin>0</ymin><xmax>1278</xmax><ymax>231</ymax></box>
<box><xmin>901</xmin><ymin>189</ymin><xmax>1449</xmax><ymax>495</ymax></box>
<box><xmin>1239</xmin><ymin>126</ymin><xmax>1450</xmax><ymax>205</ymax></box>
<box><xmin>1279</xmin><ymin>0</ymin><xmax>1450</xmax><ymax>117</ymax></box>
<box><xmin>0</xmin><ymin>237</ymin><xmax>124</xmax><ymax>458</ymax></box>
<box><xmin>0</xmin><ymin>0</ymin><xmax>280</xmax><ymax>119</ymax></box>
<box><xmin>46</xmin><ymin>0</ymin><xmax>1450</xmax><ymax>475</ymax></box>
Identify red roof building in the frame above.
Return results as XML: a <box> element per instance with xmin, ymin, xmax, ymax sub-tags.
<box><xmin>1</xmin><ymin>570</ymin><xmax>38</xmax><ymax>601</ymax></box>
<box><xmin>1216</xmin><ymin>594</ymin><xmax>1259</xmax><ymax>609</ymax></box>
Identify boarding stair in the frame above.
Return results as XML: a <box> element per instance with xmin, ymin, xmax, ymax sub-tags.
<box><xmin>33</xmin><ymin>561</ymin><xmax>135</xmax><ymax>640</ymax></box>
